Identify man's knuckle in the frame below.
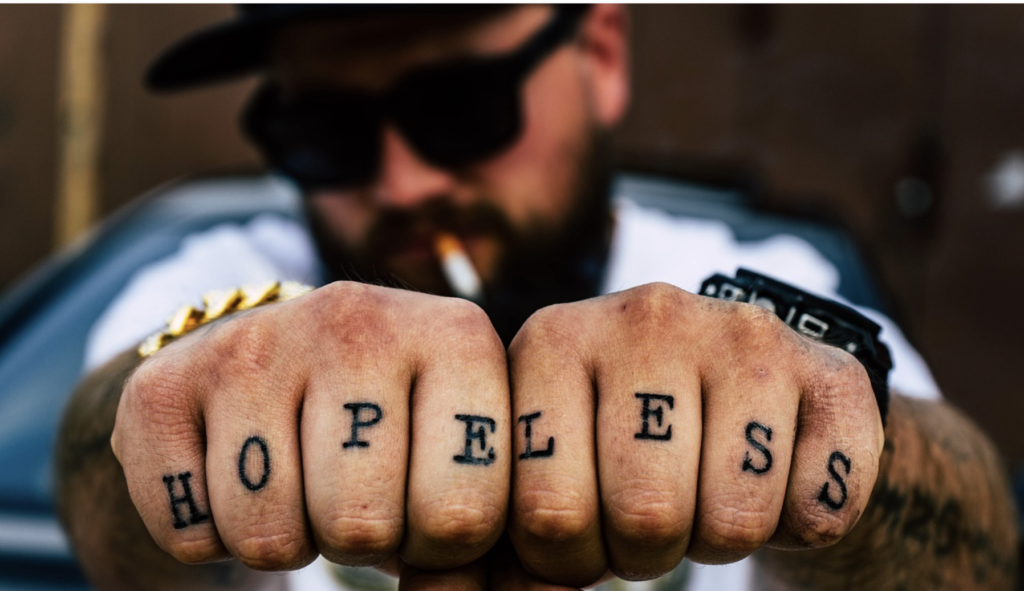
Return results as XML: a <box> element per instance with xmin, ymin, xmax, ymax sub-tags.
<box><xmin>606</xmin><ymin>492</ymin><xmax>688</xmax><ymax>548</ymax></box>
<box><xmin>805</xmin><ymin>353</ymin><xmax>874</xmax><ymax>412</ymax></box>
<box><xmin>125</xmin><ymin>362</ymin><xmax>197</xmax><ymax>424</ymax></box>
<box><xmin>621</xmin><ymin>282</ymin><xmax>686</xmax><ymax>326</ymax></box>
<box><xmin>786</xmin><ymin>504</ymin><xmax>850</xmax><ymax>548</ymax></box>
<box><xmin>439</xmin><ymin>298</ymin><xmax>503</xmax><ymax>351</ymax></box>
<box><xmin>837</xmin><ymin>357</ymin><xmax>873</xmax><ymax>395</ymax></box>
<box><xmin>162</xmin><ymin>536</ymin><xmax>224</xmax><ymax>565</ymax></box>
<box><xmin>511</xmin><ymin>303</ymin><xmax>580</xmax><ymax>355</ymax></box>
<box><xmin>215</xmin><ymin>314</ymin><xmax>279</xmax><ymax>374</ymax></box>
<box><xmin>699</xmin><ymin>504</ymin><xmax>774</xmax><ymax>554</ymax></box>
<box><xmin>415</xmin><ymin>494</ymin><xmax>503</xmax><ymax>549</ymax></box>
<box><xmin>444</xmin><ymin>295</ymin><xmax>490</xmax><ymax>324</ymax></box>
<box><xmin>316</xmin><ymin>280</ymin><xmax>377</xmax><ymax>309</ymax></box>
<box><xmin>232</xmin><ymin>528</ymin><xmax>313</xmax><ymax>571</ymax></box>
<box><xmin>314</xmin><ymin>281</ymin><xmax>376</xmax><ymax>318</ymax></box>
<box><xmin>315</xmin><ymin>505</ymin><xmax>402</xmax><ymax>564</ymax></box>
<box><xmin>632</xmin><ymin>281</ymin><xmax>683</xmax><ymax>303</ymax></box>
<box><xmin>730</xmin><ymin>301</ymin><xmax>787</xmax><ymax>341</ymax></box>
<box><xmin>515</xmin><ymin>489</ymin><xmax>596</xmax><ymax>543</ymax></box>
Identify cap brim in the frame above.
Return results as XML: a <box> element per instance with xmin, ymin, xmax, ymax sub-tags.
<box><xmin>145</xmin><ymin>5</ymin><xmax>508</xmax><ymax>93</ymax></box>
<box><xmin>146</xmin><ymin>18</ymin><xmax>270</xmax><ymax>92</ymax></box>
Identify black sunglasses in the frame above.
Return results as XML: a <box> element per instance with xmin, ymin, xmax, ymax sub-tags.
<box><xmin>242</xmin><ymin>6</ymin><xmax>589</xmax><ymax>191</ymax></box>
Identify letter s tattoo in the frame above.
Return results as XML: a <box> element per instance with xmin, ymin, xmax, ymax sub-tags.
<box><xmin>741</xmin><ymin>421</ymin><xmax>773</xmax><ymax>475</ymax></box>
<box><xmin>817</xmin><ymin>451</ymin><xmax>852</xmax><ymax>510</ymax></box>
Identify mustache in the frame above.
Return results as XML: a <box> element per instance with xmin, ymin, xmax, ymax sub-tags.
<box><xmin>365</xmin><ymin>199</ymin><xmax>516</xmax><ymax>255</ymax></box>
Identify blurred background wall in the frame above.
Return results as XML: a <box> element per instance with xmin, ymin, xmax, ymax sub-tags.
<box><xmin>0</xmin><ymin>5</ymin><xmax>1022</xmax><ymax>472</ymax></box>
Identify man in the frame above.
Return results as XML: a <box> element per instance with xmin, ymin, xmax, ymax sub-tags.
<box><xmin>56</xmin><ymin>5</ymin><xmax>1018</xmax><ymax>590</ymax></box>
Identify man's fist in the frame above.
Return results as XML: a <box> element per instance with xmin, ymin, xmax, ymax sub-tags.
<box><xmin>507</xmin><ymin>282</ymin><xmax>883</xmax><ymax>586</ymax></box>
<box><xmin>111</xmin><ymin>282</ymin><xmax>511</xmax><ymax>572</ymax></box>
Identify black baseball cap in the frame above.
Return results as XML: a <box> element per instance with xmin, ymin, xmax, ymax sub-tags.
<box><xmin>146</xmin><ymin>4</ymin><xmax>510</xmax><ymax>92</ymax></box>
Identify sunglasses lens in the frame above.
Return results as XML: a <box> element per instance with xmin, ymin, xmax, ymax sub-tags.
<box><xmin>245</xmin><ymin>63</ymin><xmax>525</xmax><ymax>189</ymax></box>
<box><xmin>248</xmin><ymin>91</ymin><xmax>380</xmax><ymax>190</ymax></box>
<box><xmin>395</xmin><ymin>62</ymin><xmax>521</xmax><ymax>168</ymax></box>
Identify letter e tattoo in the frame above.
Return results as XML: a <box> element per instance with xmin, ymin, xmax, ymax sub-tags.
<box><xmin>742</xmin><ymin>421</ymin><xmax>773</xmax><ymax>474</ymax></box>
<box><xmin>518</xmin><ymin>411</ymin><xmax>554</xmax><ymax>460</ymax></box>
<box><xmin>162</xmin><ymin>472</ymin><xmax>209</xmax><ymax>529</ymax></box>
<box><xmin>634</xmin><ymin>393</ymin><xmax>674</xmax><ymax>441</ymax></box>
<box><xmin>817</xmin><ymin>451</ymin><xmax>852</xmax><ymax>510</ymax></box>
<box><xmin>238</xmin><ymin>436</ymin><xmax>270</xmax><ymax>492</ymax></box>
<box><xmin>343</xmin><ymin>402</ymin><xmax>383</xmax><ymax>449</ymax></box>
<box><xmin>453</xmin><ymin>414</ymin><xmax>496</xmax><ymax>466</ymax></box>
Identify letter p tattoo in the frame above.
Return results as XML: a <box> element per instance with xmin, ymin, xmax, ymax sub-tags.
<box><xmin>343</xmin><ymin>402</ymin><xmax>383</xmax><ymax>449</ymax></box>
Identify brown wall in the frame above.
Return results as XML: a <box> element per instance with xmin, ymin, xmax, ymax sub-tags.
<box><xmin>101</xmin><ymin>5</ymin><xmax>257</xmax><ymax>217</ymax></box>
<box><xmin>0</xmin><ymin>5</ymin><xmax>62</xmax><ymax>289</ymax></box>
<box><xmin>617</xmin><ymin>5</ymin><xmax>1024</xmax><ymax>466</ymax></box>
<box><xmin>0</xmin><ymin>5</ymin><xmax>1022</xmax><ymax>466</ymax></box>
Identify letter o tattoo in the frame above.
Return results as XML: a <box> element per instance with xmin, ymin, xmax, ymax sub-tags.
<box><xmin>238</xmin><ymin>436</ymin><xmax>270</xmax><ymax>492</ymax></box>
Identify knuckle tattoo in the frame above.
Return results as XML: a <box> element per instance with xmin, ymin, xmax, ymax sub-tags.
<box><xmin>741</xmin><ymin>421</ymin><xmax>774</xmax><ymax>475</ymax></box>
<box><xmin>634</xmin><ymin>393</ymin><xmax>674</xmax><ymax>441</ymax></box>
<box><xmin>237</xmin><ymin>435</ymin><xmax>271</xmax><ymax>492</ymax></box>
<box><xmin>161</xmin><ymin>471</ymin><xmax>209</xmax><ymax>530</ymax></box>
<box><xmin>342</xmin><ymin>402</ymin><xmax>383</xmax><ymax>449</ymax></box>
<box><xmin>517</xmin><ymin>411</ymin><xmax>555</xmax><ymax>460</ymax></box>
<box><xmin>817</xmin><ymin>451</ymin><xmax>852</xmax><ymax>511</ymax></box>
<box><xmin>453</xmin><ymin>414</ymin><xmax>498</xmax><ymax>466</ymax></box>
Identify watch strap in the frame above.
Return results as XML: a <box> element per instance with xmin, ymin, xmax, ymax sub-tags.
<box><xmin>700</xmin><ymin>269</ymin><xmax>892</xmax><ymax>425</ymax></box>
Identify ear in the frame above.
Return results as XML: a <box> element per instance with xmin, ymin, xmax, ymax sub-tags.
<box><xmin>577</xmin><ymin>4</ymin><xmax>631</xmax><ymax>127</ymax></box>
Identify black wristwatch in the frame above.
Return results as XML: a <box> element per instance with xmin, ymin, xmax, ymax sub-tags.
<box><xmin>700</xmin><ymin>269</ymin><xmax>892</xmax><ymax>425</ymax></box>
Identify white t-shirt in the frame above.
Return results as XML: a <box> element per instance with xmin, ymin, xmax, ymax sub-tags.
<box><xmin>84</xmin><ymin>191</ymin><xmax>940</xmax><ymax>591</ymax></box>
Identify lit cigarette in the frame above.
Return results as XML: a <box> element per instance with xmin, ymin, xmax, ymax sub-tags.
<box><xmin>434</xmin><ymin>232</ymin><xmax>484</xmax><ymax>303</ymax></box>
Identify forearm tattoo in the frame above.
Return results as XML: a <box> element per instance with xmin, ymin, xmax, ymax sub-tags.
<box><xmin>634</xmin><ymin>393</ymin><xmax>674</xmax><ymax>441</ymax></box>
<box><xmin>871</xmin><ymin>480</ymin><xmax>1016</xmax><ymax>582</ymax></box>
<box><xmin>343</xmin><ymin>402</ymin><xmax>383</xmax><ymax>449</ymax></box>
<box><xmin>453</xmin><ymin>414</ymin><xmax>496</xmax><ymax>466</ymax></box>
<box><xmin>237</xmin><ymin>436</ymin><xmax>270</xmax><ymax>492</ymax></box>
<box><xmin>162</xmin><ymin>471</ymin><xmax>209</xmax><ymax>529</ymax></box>
<box><xmin>742</xmin><ymin>421</ymin><xmax>773</xmax><ymax>474</ymax></box>
<box><xmin>518</xmin><ymin>411</ymin><xmax>555</xmax><ymax>460</ymax></box>
<box><xmin>817</xmin><ymin>451</ymin><xmax>851</xmax><ymax>510</ymax></box>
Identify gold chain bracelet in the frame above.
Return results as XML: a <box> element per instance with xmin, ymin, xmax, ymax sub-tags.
<box><xmin>138</xmin><ymin>280</ymin><xmax>314</xmax><ymax>358</ymax></box>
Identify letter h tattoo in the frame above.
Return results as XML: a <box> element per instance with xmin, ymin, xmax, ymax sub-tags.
<box><xmin>162</xmin><ymin>472</ymin><xmax>209</xmax><ymax>529</ymax></box>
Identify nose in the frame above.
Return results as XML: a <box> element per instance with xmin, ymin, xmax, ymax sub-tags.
<box><xmin>372</xmin><ymin>123</ymin><xmax>457</xmax><ymax>208</ymax></box>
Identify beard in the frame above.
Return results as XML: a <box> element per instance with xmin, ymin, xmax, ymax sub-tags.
<box><xmin>306</xmin><ymin>127</ymin><xmax>615</xmax><ymax>346</ymax></box>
